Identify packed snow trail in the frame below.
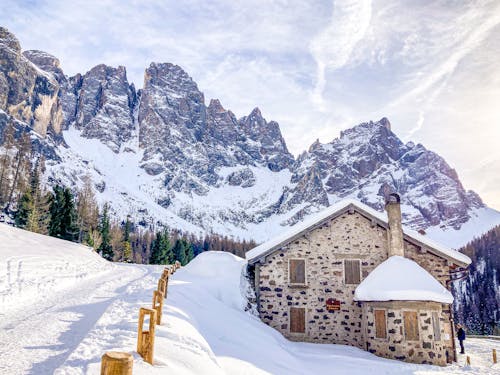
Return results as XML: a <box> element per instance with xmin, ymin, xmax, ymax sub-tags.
<box><xmin>0</xmin><ymin>261</ymin><xmax>152</xmax><ymax>374</ymax></box>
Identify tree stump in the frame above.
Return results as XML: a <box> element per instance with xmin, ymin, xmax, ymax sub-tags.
<box><xmin>137</xmin><ymin>307</ymin><xmax>157</xmax><ymax>365</ymax></box>
<box><xmin>152</xmin><ymin>290</ymin><xmax>164</xmax><ymax>325</ymax></box>
<box><xmin>100</xmin><ymin>351</ymin><xmax>133</xmax><ymax>375</ymax></box>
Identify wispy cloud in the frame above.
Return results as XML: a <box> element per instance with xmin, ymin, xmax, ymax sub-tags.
<box><xmin>309</xmin><ymin>0</ymin><xmax>372</xmax><ymax>111</ymax></box>
<box><xmin>1</xmin><ymin>0</ymin><xmax>499</xmax><ymax>209</ymax></box>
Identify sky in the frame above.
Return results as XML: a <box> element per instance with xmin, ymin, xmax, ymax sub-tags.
<box><xmin>1</xmin><ymin>0</ymin><xmax>499</xmax><ymax>209</ymax></box>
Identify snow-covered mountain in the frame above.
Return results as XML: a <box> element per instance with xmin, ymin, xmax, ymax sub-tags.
<box><xmin>1</xmin><ymin>26</ymin><xmax>499</xmax><ymax>247</ymax></box>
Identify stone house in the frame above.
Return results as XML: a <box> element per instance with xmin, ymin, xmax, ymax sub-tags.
<box><xmin>246</xmin><ymin>194</ymin><xmax>471</xmax><ymax>366</ymax></box>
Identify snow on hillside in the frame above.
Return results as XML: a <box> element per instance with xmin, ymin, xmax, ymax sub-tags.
<box><xmin>0</xmin><ymin>223</ymin><xmax>112</xmax><ymax>313</ymax></box>
<box><xmin>425</xmin><ymin>207</ymin><xmax>500</xmax><ymax>248</ymax></box>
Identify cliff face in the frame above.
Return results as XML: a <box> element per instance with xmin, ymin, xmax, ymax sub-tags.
<box><xmin>0</xmin><ymin>28</ymin><xmax>63</xmax><ymax>136</ymax></box>
<box><xmin>0</xmin><ymin>26</ymin><xmax>497</xmax><ymax>247</ymax></box>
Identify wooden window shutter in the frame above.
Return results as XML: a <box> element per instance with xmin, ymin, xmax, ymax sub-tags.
<box><xmin>403</xmin><ymin>311</ymin><xmax>419</xmax><ymax>341</ymax></box>
<box><xmin>289</xmin><ymin>259</ymin><xmax>305</xmax><ymax>284</ymax></box>
<box><xmin>374</xmin><ymin>310</ymin><xmax>387</xmax><ymax>339</ymax></box>
<box><xmin>290</xmin><ymin>307</ymin><xmax>305</xmax><ymax>333</ymax></box>
<box><xmin>344</xmin><ymin>259</ymin><xmax>361</xmax><ymax>284</ymax></box>
<box><xmin>432</xmin><ymin>312</ymin><xmax>441</xmax><ymax>341</ymax></box>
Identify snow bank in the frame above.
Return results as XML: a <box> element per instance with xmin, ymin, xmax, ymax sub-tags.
<box><xmin>354</xmin><ymin>256</ymin><xmax>454</xmax><ymax>304</ymax></box>
<box><xmin>0</xmin><ymin>223</ymin><xmax>112</xmax><ymax>313</ymax></box>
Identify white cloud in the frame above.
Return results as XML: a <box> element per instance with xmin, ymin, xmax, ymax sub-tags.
<box><xmin>1</xmin><ymin>0</ymin><xmax>499</xmax><ymax>209</ymax></box>
<box><xmin>309</xmin><ymin>0</ymin><xmax>372</xmax><ymax>111</ymax></box>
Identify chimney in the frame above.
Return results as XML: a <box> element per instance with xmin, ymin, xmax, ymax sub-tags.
<box><xmin>385</xmin><ymin>193</ymin><xmax>404</xmax><ymax>257</ymax></box>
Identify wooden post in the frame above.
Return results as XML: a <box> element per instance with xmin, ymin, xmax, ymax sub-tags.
<box><xmin>137</xmin><ymin>307</ymin><xmax>157</xmax><ymax>365</ymax></box>
<box><xmin>100</xmin><ymin>351</ymin><xmax>133</xmax><ymax>375</ymax></box>
<box><xmin>161</xmin><ymin>269</ymin><xmax>170</xmax><ymax>281</ymax></box>
<box><xmin>152</xmin><ymin>290</ymin><xmax>164</xmax><ymax>325</ymax></box>
<box><xmin>158</xmin><ymin>278</ymin><xmax>167</xmax><ymax>296</ymax></box>
<box><xmin>466</xmin><ymin>356</ymin><xmax>470</xmax><ymax>366</ymax></box>
<box><xmin>493</xmin><ymin>349</ymin><xmax>497</xmax><ymax>364</ymax></box>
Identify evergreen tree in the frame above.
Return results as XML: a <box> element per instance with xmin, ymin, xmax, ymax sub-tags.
<box><xmin>98</xmin><ymin>203</ymin><xmax>113</xmax><ymax>260</ymax></box>
<box><xmin>184</xmin><ymin>241</ymin><xmax>194</xmax><ymax>265</ymax></box>
<box><xmin>76</xmin><ymin>175</ymin><xmax>99</xmax><ymax>245</ymax></box>
<box><xmin>173</xmin><ymin>238</ymin><xmax>187</xmax><ymax>265</ymax></box>
<box><xmin>14</xmin><ymin>158</ymin><xmax>50</xmax><ymax>233</ymax></box>
<box><xmin>122</xmin><ymin>215</ymin><xmax>132</xmax><ymax>262</ymax></box>
<box><xmin>49</xmin><ymin>185</ymin><xmax>78</xmax><ymax>241</ymax></box>
<box><xmin>15</xmin><ymin>189</ymin><xmax>32</xmax><ymax>228</ymax></box>
<box><xmin>149</xmin><ymin>228</ymin><xmax>171</xmax><ymax>264</ymax></box>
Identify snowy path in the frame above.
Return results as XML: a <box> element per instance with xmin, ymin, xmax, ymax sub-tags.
<box><xmin>0</xmin><ymin>263</ymin><xmax>151</xmax><ymax>375</ymax></box>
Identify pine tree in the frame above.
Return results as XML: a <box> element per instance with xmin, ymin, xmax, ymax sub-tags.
<box><xmin>48</xmin><ymin>185</ymin><xmax>78</xmax><ymax>241</ymax></box>
<box><xmin>98</xmin><ymin>203</ymin><xmax>113</xmax><ymax>260</ymax></box>
<box><xmin>172</xmin><ymin>238</ymin><xmax>187</xmax><ymax>265</ymax></box>
<box><xmin>122</xmin><ymin>215</ymin><xmax>132</xmax><ymax>262</ymax></box>
<box><xmin>149</xmin><ymin>228</ymin><xmax>171</xmax><ymax>264</ymax></box>
<box><xmin>14</xmin><ymin>158</ymin><xmax>50</xmax><ymax>233</ymax></box>
<box><xmin>15</xmin><ymin>189</ymin><xmax>32</xmax><ymax>228</ymax></box>
<box><xmin>184</xmin><ymin>241</ymin><xmax>194</xmax><ymax>265</ymax></box>
<box><xmin>76</xmin><ymin>175</ymin><xmax>99</xmax><ymax>244</ymax></box>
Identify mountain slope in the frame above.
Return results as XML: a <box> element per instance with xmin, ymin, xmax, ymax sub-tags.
<box><xmin>1</xmin><ymin>26</ymin><xmax>499</xmax><ymax>248</ymax></box>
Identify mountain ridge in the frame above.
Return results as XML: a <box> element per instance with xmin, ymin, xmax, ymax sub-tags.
<box><xmin>1</xmin><ymin>26</ymin><xmax>499</xmax><ymax>247</ymax></box>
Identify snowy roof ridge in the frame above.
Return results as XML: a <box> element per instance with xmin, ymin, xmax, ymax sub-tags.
<box><xmin>245</xmin><ymin>198</ymin><xmax>471</xmax><ymax>265</ymax></box>
<box><xmin>354</xmin><ymin>256</ymin><xmax>454</xmax><ymax>304</ymax></box>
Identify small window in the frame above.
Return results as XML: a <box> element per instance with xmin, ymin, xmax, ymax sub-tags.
<box><xmin>289</xmin><ymin>259</ymin><xmax>306</xmax><ymax>284</ymax></box>
<box><xmin>432</xmin><ymin>312</ymin><xmax>441</xmax><ymax>341</ymax></box>
<box><xmin>290</xmin><ymin>307</ymin><xmax>305</xmax><ymax>333</ymax></box>
<box><xmin>344</xmin><ymin>259</ymin><xmax>361</xmax><ymax>284</ymax></box>
<box><xmin>403</xmin><ymin>311</ymin><xmax>419</xmax><ymax>341</ymax></box>
<box><xmin>374</xmin><ymin>309</ymin><xmax>387</xmax><ymax>339</ymax></box>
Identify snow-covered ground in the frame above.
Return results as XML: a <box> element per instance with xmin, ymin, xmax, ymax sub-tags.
<box><xmin>1</xmin><ymin>225</ymin><xmax>498</xmax><ymax>374</ymax></box>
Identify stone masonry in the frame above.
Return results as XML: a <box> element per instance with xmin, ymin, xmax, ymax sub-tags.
<box><xmin>254</xmin><ymin>208</ymin><xmax>457</xmax><ymax>365</ymax></box>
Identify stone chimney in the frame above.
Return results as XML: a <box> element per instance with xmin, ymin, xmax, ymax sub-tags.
<box><xmin>385</xmin><ymin>193</ymin><xmax>405</xmax><ymax>257</ymax></box>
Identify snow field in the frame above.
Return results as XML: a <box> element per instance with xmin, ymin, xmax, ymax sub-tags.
<box><xmin>0</xmin><ymin>223</ymin><xmax>113</xmax><ymax>314</ymax></box>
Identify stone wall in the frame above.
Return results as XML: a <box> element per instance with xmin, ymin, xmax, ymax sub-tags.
<box><xmin>404</xmin><ymin>242</ymin><xmax>455</xmax><ymax>361</ymax></box>
<box><xmin>258</xmin><ymin>211</ymin><xmax>389</xmax><ymax>347</ymax></box>
<box><xmin>363</xmin><ymin>301</ymin><xmax>448</xmax><ymax>366</ymax></box>
<box><xmin>256</xmin><ymin>208</ymin><xmax>456</xmax><ymax>365</ymax></box>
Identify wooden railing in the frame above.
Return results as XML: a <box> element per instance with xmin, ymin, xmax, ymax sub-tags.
<box><xmin>100</xmin><ymin>260</ymin><xmax>182</xmax><ymax>374</ymax></box>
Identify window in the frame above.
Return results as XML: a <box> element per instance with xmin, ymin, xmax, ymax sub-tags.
<box><xmin>374</xmin><ymin>309</ymin><xmax>387</xmax><ymax>339</ymax></box>
<box><xmin>403</xmin><ymin>311</ymin><xmax>419</xmax><ymax>341</ymax></box>
<box><xmin>290</xmin><ymin>307</ymin><xmax>305</xmax><ymax>333</ymax></box>
<box><xmin>432</xmin><ymin>312</ymin><xmax>441</xmax><ymax>341</ymax></box>
<box><xmin>289</xmin><ymin>259</ymin><xmax>306</xmax><ymax>284</ymax></box>
<box><xmin>344</xmin><ymin>259</ymin><xmax>361</xmax><ymax>284</ymax></box>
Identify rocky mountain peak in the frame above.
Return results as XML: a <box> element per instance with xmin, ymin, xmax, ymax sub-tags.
<box><xmin>23</xmin><ymin>50</ymin><xmax>65</xmax><ymax>83</ymax></box>
<box><xmin>208</xmin><ymin>98</ymin><xmax>225</xmax><ymax>113</ymax></box>
<box><xmin>0</xmin><ymin>27</ymin><xmax>21</xmax><ymax>52</ymax></box>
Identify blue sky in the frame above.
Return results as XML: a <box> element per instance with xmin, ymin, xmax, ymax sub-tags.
<box><xmin>2</xmin><ymin>0</ymin><xmax>500</xmax><ymax>209</ymax></box>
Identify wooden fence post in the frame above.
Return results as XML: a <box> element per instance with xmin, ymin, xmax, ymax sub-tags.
<box><xmin>100</xmin><ymin>351</ymin><xmax>133</xmax><ymax>375</ymax></box>
<box><xmin>158</xmin><ymin>278</ymin><xmax>167</xmax><ymax>296</ymax></box>
<box><xmin>137</xmin><ymin>307</ymin><xmax>157</xmax><ymax>365</ymax></box>
<box><xmin>493</xmin><ymin>349</ymin><xmax>497</xmax><ymax>364</ymax></box>
<box><xmin>152</xmin><ymin>290</ymin><xmax>164</xmax><ymax>325</ymax></box>
<box><xmin>466</xmin><ymin>356</ymin><xmax>470</xmax><ymax>366</ymax></box>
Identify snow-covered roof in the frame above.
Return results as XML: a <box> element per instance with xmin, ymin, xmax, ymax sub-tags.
<box><xmin>245</xmin><ymin>198</ymin><xmax>471</xmax><ymax>266</ymax></box>
<box><xmin>354</xmin><ymin>256</ymin><xmax>454</xmax><ymax>304</ymax></box>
